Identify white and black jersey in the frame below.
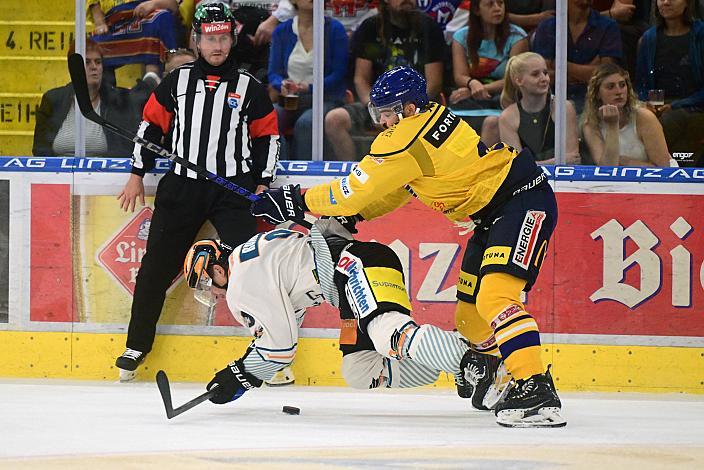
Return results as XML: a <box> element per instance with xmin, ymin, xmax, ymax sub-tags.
<box><xmin>131</xmin><ymin>58</ymin><xmax>279</xmax><ymax>186</ymax></box>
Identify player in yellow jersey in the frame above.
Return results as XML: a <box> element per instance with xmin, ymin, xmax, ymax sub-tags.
<box><xmin>252</xmin><ymin>67</ymin><xmax>565</xmax><ymax>428</ymax></box>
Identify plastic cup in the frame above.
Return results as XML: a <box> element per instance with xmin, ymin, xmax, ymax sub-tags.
<box><xmin>648</xmin><ymin>89</ymin><xmax>665</xmax><ymax>106</ymax></box>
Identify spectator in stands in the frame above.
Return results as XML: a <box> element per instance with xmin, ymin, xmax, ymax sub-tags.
<box><xmin>499</xmin><ymin>52</ymin><xmax>581</xmax><ymax>163</ymax></box>
<box><xmin>635</xmin><ymin>0</ymin><xmax>704</xmax><ymax>167</ymax></box>
<box><xmin>533</xmin><ymin>0</ymin><xmax>622</xmax><ymax>113</ymax></box>
<box><xmin>88</xmin><ymin>0</ymin><xmax>181</xmax><ymax>77</ymax></box>
<box><xmin>593</xmin><ymin>1</ymin><xmax>651</xmax><ymax>78</ymax></box>
<box><xmin>449</xmin><ymin>0</ymin><xmax>529</xmax><ymax>144</ymax></box>
<box><xmin>33</xmin><ymin>39</ymin><xmax>141</xmax><ymax>158</ymax></box>
<box><xmin>230</xmin><ymin>4</ymin><xmax>273</xmax><ymax>81</ymax></box>
<box><xmin>323</xmin><ymin>0</ymin><xmax>445</xmax><ymax>160</ymax></box>
<box><xmin>446</xmin><ymin>1</ymin><xmax>557</xmax><ymax>39</ymax></box>
<box><xmin>505</xmin><ymin>0</ymin><xmax>556</xmax><ymax>32</ymax></box>
<box><xmin>415</xmin><ymin>0</ymin><xmax>465</xmax><ymax>40</ymax></box>
<box><xmin>582</xmin><ymin>62</ymin><xmax>672</xmax><ymax>166</ymax></box>
<box><xmin>325</xmin><ymin>0</ymin><xmax>380</xmax><ymax>36</ymax></box>
<box><xmin>268</xmin><ymin>0</ymin><xmax>349</xmax><ymax>160</ymax></box>
<box><xmin>163</xmin><ymin>48</ymin><xmax>196</xmax><ymax>75</ymax></box>
<box><xmin>252</xmin><ymin>0</ymin><xmax>377</xmax><ymax>41</ymax></box>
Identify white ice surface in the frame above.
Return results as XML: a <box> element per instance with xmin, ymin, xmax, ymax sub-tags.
<box><xmin>0</xmin><ymin>379</ymin><xmax>703</xmax><ymax>460</ymax></box>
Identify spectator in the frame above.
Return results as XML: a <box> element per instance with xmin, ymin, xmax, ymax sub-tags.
<box><xmin>325</xmin><ymin>0</ymin><xmax>380</xmax><ymax>36</ymax></box>
<box><xmin>416</xmin><ymin>0</ymin><xmax>465</xmax><ymax>39</ymax></box>
<box><xmin>582</xmin><ymin>62</ymin><xmax>672</xmax><ymax>166</ymax></box>
<box><xmin>88</xmin><ymin>0</ymin><xmax>182</xmax><ymax>77</ymax></box>
<box><xmin>594</xmin><ymin>1</ymin><xmax>651</xmax><ymax>78</ymax></box>
<box><xmin>449</xmin><ymin>0</ymin><xmax>529</xmax><ymax>144</ymax></box>
<box><xmin>231</xmin><ymin>4</ymin><xmax>273</xmax><ymax>81</ymax></box>
<box><xmin>268</xmin><ymin>0</ymin><xmax>349</xmax><ymax>160</ymax></box>
<box><xmin>499</xmin><ymin>52</ymin><xmax>581</xmax><ymax>163</ymax></box>
<box><xmin>324</xmin><ymin>0</ymin><xmax>445</xmax><ymax>160</ymax></box>
<box><xmin>33</xmin><ymin>39</ymin><xmax>142</xmax><ymax>157</ymax></box>
<box><xmin>239</xmin><ymin>0</ymin><xmax>376</xmax><ymax>43</ymax></box>
<box><xmin>163</xmin><ymin>48</ymin><xmax>196</xmax><ymax>75</ymax></box>
<box><xmin>533</xmin><ymin>0</ymin><xmax>622</xmax><ymax>113</ymax></box>
<box><xmin>506</xmin><ymin>0</ymin><xmax>556</xmax><ymax>32</ymax></box>
<box><xmin>635</xmin><ymin>0</ymin><xmax>704</xmax><ymax>167</ymax></box>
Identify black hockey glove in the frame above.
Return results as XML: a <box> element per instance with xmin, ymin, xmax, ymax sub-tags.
<box><xmin>320</xmin><ymin>215</ymin><xmax>364</xmax><ymax>234</ymax></box>
<box><xmin>207</xmin><ymin>359</ymin><xmax>263</xmax><ymax>404</ymax></box>
<box><xmin>250</xmin><ymin>184</ymin><xmax>307</xmax><ymax>225</ymax></box>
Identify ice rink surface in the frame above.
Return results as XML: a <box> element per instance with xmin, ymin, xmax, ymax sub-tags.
<box><xmin>1</xmin><ymin>379</ymin><xmax>703</xmax><ymax>469</ymax></box>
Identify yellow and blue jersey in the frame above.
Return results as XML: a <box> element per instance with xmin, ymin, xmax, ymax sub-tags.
<box><xmin>304</xmin><ymin>102</ymin><xmax>536</xmax><ymax>223</ymax></box>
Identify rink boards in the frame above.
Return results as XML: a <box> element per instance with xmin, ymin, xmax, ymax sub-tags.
<box><xmin>0</xmin><ymin>158</ymin><xmax>702</xmax><ymax>393</ymax></box>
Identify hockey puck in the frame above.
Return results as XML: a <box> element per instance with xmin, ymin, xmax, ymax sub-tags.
<box><xmin>282</xmin><ymin>405</ymin><xmax>300</xmax><ymax>415</ymax></box>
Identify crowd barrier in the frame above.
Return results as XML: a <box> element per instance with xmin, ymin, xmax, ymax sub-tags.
<box><xmin>0</xmin><ymin>157</ymin><xmax>702</xmax><ymax>393</ymax></box>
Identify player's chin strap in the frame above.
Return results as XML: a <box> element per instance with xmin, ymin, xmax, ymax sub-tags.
<box><xmin>309</xmin><ymin>218</ymin><xmax>354</xmax><ymax>308</ymax></box>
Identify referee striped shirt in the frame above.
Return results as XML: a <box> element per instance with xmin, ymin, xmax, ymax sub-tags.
<box><xmin>131</xmin><ymin>60</ymin><xmax>279</xmax><ymax>186</ymax></box>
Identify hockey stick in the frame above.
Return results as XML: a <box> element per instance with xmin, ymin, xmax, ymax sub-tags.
<box><xmin>156</xmin><ymin>370</ymin><xmax>217</xmax><ymax>419</ymax></box>
<box><xmin>67</xmin><ymin>53</ymin><xmax>261</xmax><ymax>203</ymax></box>
<box><xmin>68</xmin><ymin>53</ymin><xmax>312</xmax><ymax>228</ymax></box>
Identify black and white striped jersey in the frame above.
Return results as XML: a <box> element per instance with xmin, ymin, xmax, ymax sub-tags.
<box><xmin>131</xmin><ymin>58</ymin><xmax>279</xmax><ymax>186</ymax></box>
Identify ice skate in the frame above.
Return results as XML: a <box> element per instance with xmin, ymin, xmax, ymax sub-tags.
<box><xmin>115</xmin><ymin>348</ymin><xmax>147</xmax><ymax>382</ymax></box>
<box><xmin>458</xmin><ymin>349</ymin><xmax>502</xmax><ymax>410</ymax></box>
<box><xmin>495</xmin><ymin>367</ymin><xmax>566</xmax><ymax>428</ymax></box>
<box><xmin>265</xmin><ymin>366</ymin><xmax>295</xmax><ymax>386</ymax></box>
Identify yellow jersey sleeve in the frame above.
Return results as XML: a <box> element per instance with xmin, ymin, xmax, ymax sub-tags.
<box><xmin>304</xmin><ymin>151</ymin><xmax>422</xmax><ymax>217</ymax></box>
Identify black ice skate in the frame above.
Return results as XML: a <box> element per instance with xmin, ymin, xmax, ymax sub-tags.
<box><xmin>458</xmin><ymin>349</ymin><xmax>503</xmax><ymax>410</ymax></box>
<box><xmin>494</xmin><ymin>367</ymin><xmax>566</xmax><ymax>428</ymax></box>
<box><xmin>115</xmin><ymin>348</ymin><xmax>147</xmax><ymax>382</ymax></box>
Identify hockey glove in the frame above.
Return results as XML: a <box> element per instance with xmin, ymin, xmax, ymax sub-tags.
<box><xmin>250</xmin><ymin>184</ymin><xmax>307</xmax><ymax>225</ymax></box>
<box><xmin>207</xmin><ymin>359</ymin><xmax>263</xmax><ymax>404</ymax></box>
<box><xmin>320</xmin><ymin>215</ymin><xmax>364</xmax><ymax>234</ymax></box>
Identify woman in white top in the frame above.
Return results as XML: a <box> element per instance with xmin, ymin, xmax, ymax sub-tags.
<box><xmin>582</xmin><ymin>62</ymin><xmax>672</xmax><ymax>167</ymax></box>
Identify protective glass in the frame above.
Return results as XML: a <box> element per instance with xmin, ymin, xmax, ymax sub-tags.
<box><xmin>367</xmin><ymin>100</ymin><xmax>403</xmax><ymax>125</ymax></box>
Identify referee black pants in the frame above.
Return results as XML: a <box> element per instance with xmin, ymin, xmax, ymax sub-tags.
<box><xmin>125</xmin><ymin>171</ymin><xmax>257</xmax><ymax>353</ymax></box>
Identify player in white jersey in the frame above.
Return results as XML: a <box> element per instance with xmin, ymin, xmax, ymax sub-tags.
<box><xmin>183</xmin><ymin>218</ymin><xmax>506</xmax><ymax>410</ymax></box>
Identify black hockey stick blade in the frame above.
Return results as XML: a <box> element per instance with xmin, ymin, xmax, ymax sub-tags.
<box><xmin>156</xmin><ymin>370</ymin><xmax>218</xmax><ymax>419</ymax></box>
<box><xmin>68</xmin><ymin>53</ymin><xmax>103</xmax><ymax>124</ymax></box>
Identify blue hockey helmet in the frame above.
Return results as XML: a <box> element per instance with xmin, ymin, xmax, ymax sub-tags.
<box><xmin>368</xmin><ymin>66</ymin><xmax>428</xmax><ymax>124</ymax></box>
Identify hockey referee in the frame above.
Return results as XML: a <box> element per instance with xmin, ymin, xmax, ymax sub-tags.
<box><xmin>115</xmin><ymin>3</ymin><xmax>279</xmax><ymax>381</ymax></box>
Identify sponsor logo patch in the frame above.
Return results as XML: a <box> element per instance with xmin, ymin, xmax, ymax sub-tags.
<box><xmin>490</xmin><ymin>304</ymin><xmax>523</xmax><ymax>329</ymax></box>
<box><xmin>351</xmin><ymin>166</ymin><xmax>369</xmax><ymax>184</ymax></box>
<box><xmin>339</xmin><ymin>176</ymin><xmax>353</xmax><ymax>198</ymax></box>
<box><xmin>457</xmin><ymin>271</ymin><xmax>478</xmax><ymax>296</ymax></box>
<box><xmin>513</xmin><ymin>211</ymin><xmax>546</xmax><ymax>269</ymax></box>
<box><xmin>227</xmin><ymin>92</ymin><xmax>240</xmax><ymax>109</ymax></box>
<box><xmin>481</xmin><ymin>246</ymin><xmax>511</xmax><ymax>267</ymax></box>
<box><xmin>202</xmin><ymin>22</ymin><xmax>232</xmax><ymax>35</ymax></box>
<box><xmin>337</xmin><ymin>254</ymin><xmax>377</xmax><ymax>318</ymax></box>
<box><xmin>367</xmin><ymin>267</ymin><xmax>411</xmax><ymax>310</ymax></box>
<box><xmin>423</xmin><ymin>108</ymin><xmax>459</xmax><ymax>148</ymax></box>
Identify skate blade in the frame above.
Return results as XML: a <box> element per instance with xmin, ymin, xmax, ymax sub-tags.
<box><xmin>482</xmin><ymin>363</ymin><xmax>512</xmax><ymax>410</ymax></box>
<box><xmin>496</xmin><ymin>407</ymin><xmax>567</xmax><ymax>428</ymax></box>
<box><xmin>119</xmin><ymin>369</ymin><xmax>137</xmax><ymax>382</ymax></box>
<box><xmin>265</xmin><ymin>380</ymin><xmax>295</xmax><ymax>387</ymax></box>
